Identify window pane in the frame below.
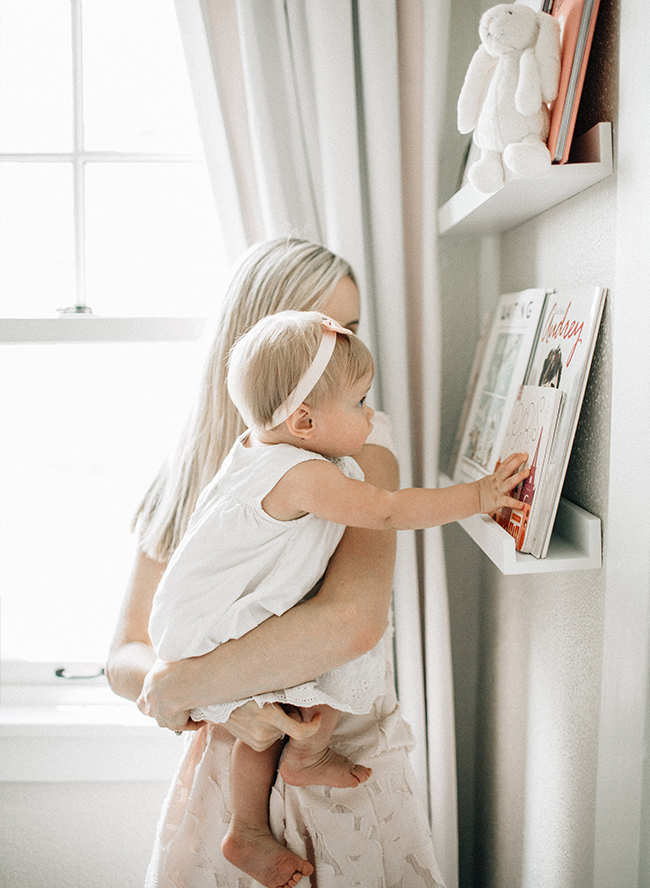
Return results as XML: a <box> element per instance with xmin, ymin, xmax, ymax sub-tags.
<box><xmin>0</xmin><ymin>340</ymin><xmax>205</xmax><ymax>662</ymax></box>
<box><xmin>0</xmin><ymin>0</ymin><xmax>73</xmax><ymax>153</ymax></box>
<box><xmin>0</xmin><ymin>163</ymin><xmax>75</xmax><ymax>317</ymax></box>
<box><xmin>84</xmin><ymin>162</ymin><xmax>228</xmax><ymax>317</ymax></box>
<box><xmin>82</xmin><ymin>0</ymin><xmax>203</xmax><ymax>154</ymax></box>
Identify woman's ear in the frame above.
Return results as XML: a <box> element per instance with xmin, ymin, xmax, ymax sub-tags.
<box><xmin>285</xmin><ymin>404</ymin><xmax>315</xmax><ymax>439</ymax></box>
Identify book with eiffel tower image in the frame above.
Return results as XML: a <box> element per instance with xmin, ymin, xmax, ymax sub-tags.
<box><xmin>494</xmin><ymin>385</ymin><xmax>566</xmax><ymax>556</ymax></box>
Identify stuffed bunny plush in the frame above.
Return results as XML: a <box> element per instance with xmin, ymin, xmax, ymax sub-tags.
<box><xmin>458</xmin><ymin>2</ymin><xmax>561</xmax><ymax>194</ymax></box>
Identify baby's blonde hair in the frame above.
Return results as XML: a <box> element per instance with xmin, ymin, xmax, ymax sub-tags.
<box><xmin>228</xmin><ymin>311</ymin><xmax>374</xmax><ymax>430</ymax></box>
<box><xmin>133</xmin><ymin>238</ymin><xmax>357</xmax><ymax>561</ymax></box>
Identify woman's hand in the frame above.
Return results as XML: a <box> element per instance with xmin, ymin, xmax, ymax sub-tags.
<box><xmin>137</xmin><ymin>658</ymin><xmax>198</xmax><ymax>732</ymax></box>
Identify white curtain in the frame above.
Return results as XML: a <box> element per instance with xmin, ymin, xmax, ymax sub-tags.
<box><xmin>175</xmin><ymin>2</ymin><xmax>456</xmax><ymax>884</ymax></box>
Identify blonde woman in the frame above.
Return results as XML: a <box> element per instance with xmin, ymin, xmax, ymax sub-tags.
<box><xmin>107</xmin><ymin>239</ymin><xmax>445</xmax><ymax>887</ymax></box>
<box><xmin>146</xmin><ymin>308</ymin><xmax>526</xmax><ymax>888</ymax></box>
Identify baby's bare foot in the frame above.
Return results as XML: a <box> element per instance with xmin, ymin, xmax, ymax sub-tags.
<box><xmin>280</xmin><ymin>746</ymin><xmax>372</xmax><ymax>788</ymax></box>
<box><xmin>222</xmin><ymin>826</ymin><xmax>312</xmax><ymax>888</ymax></box>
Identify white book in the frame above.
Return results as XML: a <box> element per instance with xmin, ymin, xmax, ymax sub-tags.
<box><xmin>494</xmin><ymin>384</ymin><xmax>566</xmax><ymax>555</ymax></box>
<box><xmin>522</xmin><ymin>286</ymin><xmax>607</xmax><ymax>557</ymax></box>
<box><xmin>453</xmin><ymin>289</ymin><xmax>549</xmax><ymax>483</ymax></box>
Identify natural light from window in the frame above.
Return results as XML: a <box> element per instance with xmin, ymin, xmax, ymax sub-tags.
<box><xmin>0</xmin><ymin>0</ymin><xmax>230</xmax><ymax>667</ymax></box>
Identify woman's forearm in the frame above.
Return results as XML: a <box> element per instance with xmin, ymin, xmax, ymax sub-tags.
<box><xmin>106</xmin><ymin>641</ymin><xmax>157</xmax><ymax>703</ymax></box>
<box><xmin>106</xmin><ymin>551</ymin><xmax>166</xmax><ymax>702</ymax></box>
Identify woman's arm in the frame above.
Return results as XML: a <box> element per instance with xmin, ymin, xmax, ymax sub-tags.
<box><xmin>110</xmin><ymin>443</ymin><xmax>398</xmax><ymax>732</ymax></box>
<box><xmin>105</xmin><ymin>553</ymin><xmax>167</xmax><ymax>703</ymax></box>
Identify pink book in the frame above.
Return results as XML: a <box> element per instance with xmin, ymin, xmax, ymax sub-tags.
<box><xmin>547</xmin><ymin>0</ymin><xmax>601</xmax><ymax>164</ymax></box>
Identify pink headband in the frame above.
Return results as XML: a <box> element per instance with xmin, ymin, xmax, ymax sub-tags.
<box><xmin>263</xmin><ymin>315</ymin><xmax>351</xmax><ymax>431</ymax></box>
<box><xmin>228</xmin><ymin>314</ymin><xmax>351</xmax><ymax>433</ymax></box>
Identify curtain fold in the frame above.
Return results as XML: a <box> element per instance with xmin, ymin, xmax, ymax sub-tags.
<box><xmin>176</xmin><ymin>2</ymin><xmax>456</xmax><ymax>885</ymax></box>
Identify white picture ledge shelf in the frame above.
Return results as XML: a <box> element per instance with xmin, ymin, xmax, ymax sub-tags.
<box><xmin>439</xmin><ymin>473</ymin><xmax>602</xmax><ymax>575</ymax></box>
<box><xmin>438</xmin><ymin>122</ymin><xmax>612</xmax><ymax>237</ymax></box>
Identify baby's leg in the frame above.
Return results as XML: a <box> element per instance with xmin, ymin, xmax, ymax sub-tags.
<box><xmin>222</xmin><ymin>738</ymin><xmax>313</xmax><ymax>888</ymax></box>
<box><xmin>279</xmin><ymin>705</ymin><xmax>372</xmax><ymax>788</ymax></box>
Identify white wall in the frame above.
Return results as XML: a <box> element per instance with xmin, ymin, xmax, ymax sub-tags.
<box><xmin>0</xmin><ymin>781</ymin><xmax>169</xmax><ymax>888</ymax></box>
<box><xmin>440</xmin><ymin>1</ymin><xmax>650</xmax><ymax>887</ymax></box>
<box><xmin>468</xmin><ymin>176</ymin><xmax>614</xmax><ymax>888</ymax></box>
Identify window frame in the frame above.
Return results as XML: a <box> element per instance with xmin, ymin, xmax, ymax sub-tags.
<box><xmin>0</xmin><ymin>0</ymin><xmax>219</xmax><ymax>691</ymax></box>
<box><xmin>0</xmin><ymin>0</ymin><xmax>209</xmax><ymax>317</ymax></box>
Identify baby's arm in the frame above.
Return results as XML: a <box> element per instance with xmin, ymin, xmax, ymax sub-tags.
<box><xmin>267</xmin><ymin>451</ymin><xmax>528</xmax><ymax>531</ymax></box>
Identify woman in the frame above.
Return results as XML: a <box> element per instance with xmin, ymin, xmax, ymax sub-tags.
<box><xmin>106</xmin><ymin>238</ymin><xmax>445</xmax><ymax>887</ymax></box>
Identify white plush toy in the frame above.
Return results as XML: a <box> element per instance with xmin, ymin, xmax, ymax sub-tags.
<box><xmin>458</xmin><ymin>2</ymin><xmax>561</xmax><ymax>194</ymax></box>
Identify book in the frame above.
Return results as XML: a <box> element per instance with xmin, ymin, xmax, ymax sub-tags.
<box><xmin>447</xmin><ymin>309</ymin><xmax>492</xmax><ymax>477</ymax></box>
<box><xmin>547</xmin><ymin>0</ymin><xmax>602</xmax><ymax>164</ymax></box>
<box><xmin>452</xmin><ymin>289</ymin><xmax>549</xmax><ymax>484</ymax></box>
<box><xmin>451</xmin><ymin>285</ymin><xmax>606</xmax><ymax>557</ymax></box>
<box><xmin>519</xmin><ymin>286</ymin><xmax>607</xmax><ymax>556</ymax></box>
<box><xmin>494</xmin><ymin>384</ymin><xmax>566</xmax><ymax>553</ymax></box>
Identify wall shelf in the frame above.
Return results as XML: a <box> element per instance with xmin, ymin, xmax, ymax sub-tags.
<box><xmin>439</xmin><ymin>474</ymin><xmax>602</xmax><ymax>575</ymax></box>
<box><xmin>438</xmin><ymin>122</ymin><xmax>612</xmax><ymax>237</ymax></box>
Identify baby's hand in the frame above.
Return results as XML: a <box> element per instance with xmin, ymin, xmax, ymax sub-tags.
<box><xmin>476</xmin><ymin>452</ymin><xmax>529</xmax><ymax>514</ymax></box>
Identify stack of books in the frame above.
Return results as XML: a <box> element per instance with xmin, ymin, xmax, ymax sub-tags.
<box><xmin>544</xmin><ymin>0</ymin><xmax>602</xmax><ymax>163</ymax></box>
<box><xmin>451</xmin><ymin>286</ymin><xmax>607</xmax><ymax>558</ymax></box>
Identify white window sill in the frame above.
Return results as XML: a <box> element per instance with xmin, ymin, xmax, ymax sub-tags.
<box><xmin>0</xmin><ymin>315</ymin><xmax>205</xmax><ymax>343</ymax></box>
<box><xmin>0</xmin><ymin>684</ymin><xmax>183</xmax><ymax>782</ymax></box>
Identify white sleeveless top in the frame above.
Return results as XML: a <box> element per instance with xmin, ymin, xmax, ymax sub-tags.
<box><xmin>149</xmin><ymin>413</ymin><xmax>396</xmax><ymax>722</ymax></box>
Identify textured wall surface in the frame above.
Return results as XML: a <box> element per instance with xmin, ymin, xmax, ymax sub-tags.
<box><xmin>439</xmin><ymin>2</ymin><xmax>619</xmax><ymax>886</ymax></box>
<box><xmin>448</xmin><ymin>183</ymin><xmax>615</xmax><ymax>888</ymax></box>
<box><xmin>0</xmin><ymin>781</ymin><xmax>169</xmax><ymax>888</ymax></box>
<box><xmin>471</xmin><ymin>18</ymin><xmax>618</xmax><ymax>882</ymax></box>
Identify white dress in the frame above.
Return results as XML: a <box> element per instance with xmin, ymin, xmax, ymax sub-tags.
<box><xmin>148</xmin><ymin>433</ymin><xmax>386</xmax><ymax>723</ymax></box>
<box><xmin>145</xmin><ymin>414</ymin><xmax>446</xmax><ymax>888</ymax></box>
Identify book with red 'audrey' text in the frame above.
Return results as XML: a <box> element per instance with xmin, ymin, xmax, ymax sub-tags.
<box><xmin>517</xmin><ymin>286</ymin><xmax>607</xmax><ymax>557</ymax></box>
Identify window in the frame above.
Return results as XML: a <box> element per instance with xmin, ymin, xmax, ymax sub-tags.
<box><xmin>0</xmin><ymin>0</ymin><xmax>229</xmax><ymax>675</ymax></box>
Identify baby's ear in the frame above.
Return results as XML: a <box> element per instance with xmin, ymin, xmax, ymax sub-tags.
<box><xmin>285</xmin><ymin>404</ymin><xmax>315</xmax><ymax>439</ymax></box>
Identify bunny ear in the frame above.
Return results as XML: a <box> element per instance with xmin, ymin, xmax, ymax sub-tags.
<box><xmin>535</xmin><ymin>12</ymin><xmax>561</xmax><ymax>103</ymax></box>
<box><xmin>516</xmin><ymin>47</ymin><xmax>542</xmax><ymax>116</ymax></box>
<box><xmin>457</xmin><ymin>45</ymin><xmax>497</xmax><ymax>134</ymax></box>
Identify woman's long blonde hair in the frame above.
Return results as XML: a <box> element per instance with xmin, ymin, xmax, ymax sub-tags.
<box><xmin>133</xmin><ymin>238</ymin><xmax>356</xmax><ymax>562</ymax></box>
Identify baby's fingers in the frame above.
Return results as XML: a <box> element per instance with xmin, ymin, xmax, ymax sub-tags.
<box><xmin>497</xmin><ymin>452</ymin><xmax>528</xmax><ymax>477</ymax></box>
<box><xmin>503</xmin><ymin>466</ymin><xmax>529</xmax><ymax>492</ymax></box>
<box><xmin>262</xmin><ymin>703</ymin><xmax>322</xmax><ymax>741</ymax></box>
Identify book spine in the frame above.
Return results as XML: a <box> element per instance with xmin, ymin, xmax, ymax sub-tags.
<box><xmin>549</xmin><ymin>0</ymin><xmax>601</xmax><ymax>163</ymax></box>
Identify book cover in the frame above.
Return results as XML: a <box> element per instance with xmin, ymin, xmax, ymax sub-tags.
<box><xmin>547</xmin><ymin>0</ymin><xmax>602</xmax><ymax>164</ymax></box>
<box><xmin>447</xmin><ymin>309</ymin><xmax>492</xmax><ymax>477</ymax></box>
<box><xmin>452</xmin><ymin>289</ymin><xmax>549</xmax><ymax>484</ymax></box>
<box><xmin>495</xmin><ymin>385</ymin><xmax>566</xmax><ymax>553</ymax></box>
<box><xmin>521</xmin><ymin>286</ymin><xmax>607</xmax><ymax>557</ymax></box>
